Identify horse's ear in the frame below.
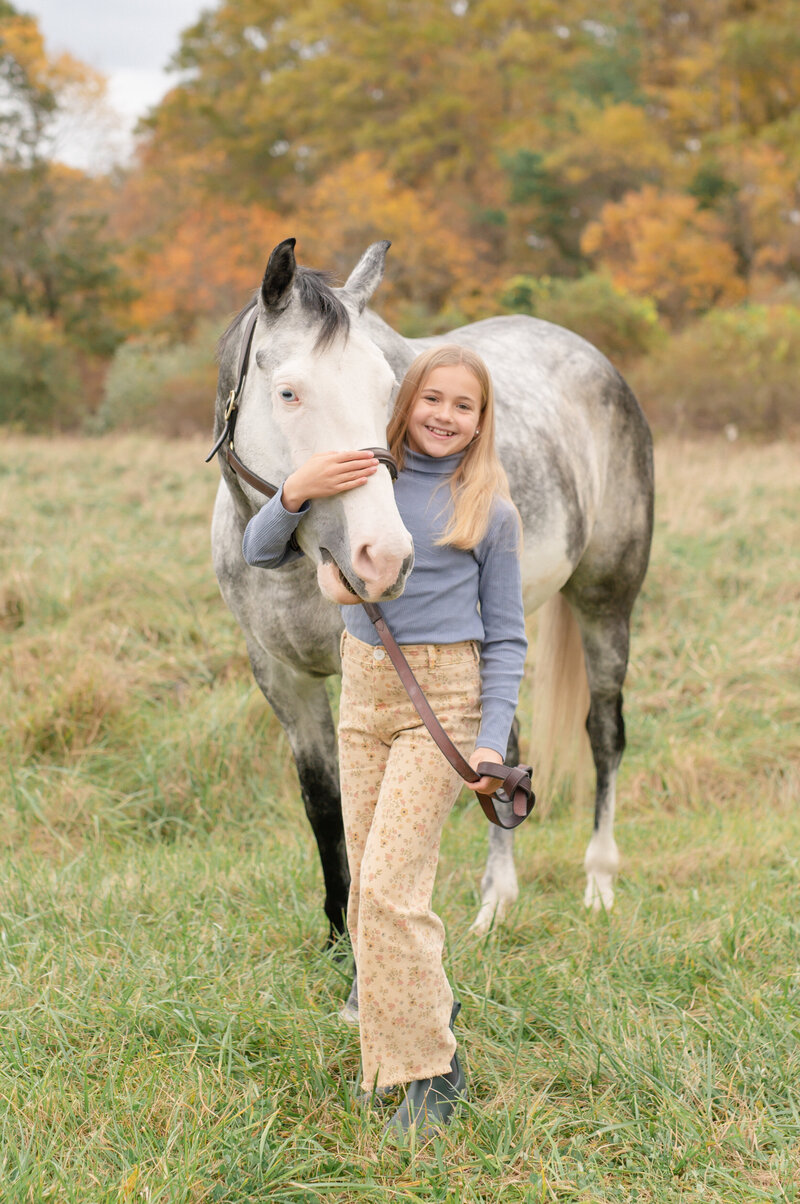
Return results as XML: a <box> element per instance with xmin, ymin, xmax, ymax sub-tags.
<box><xmin>261</xmin><ymin>237</ymin><xmax>297</xmax><ymax>311</ymax></box>
<box><xmin>342</xmin><ymin>241</ymin><xmax>391</xmax><ymax>313</ymax></box>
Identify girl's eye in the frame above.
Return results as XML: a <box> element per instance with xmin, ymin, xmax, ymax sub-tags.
<box><xmin>278</xmin><ymin>388</ymin><xmax>298</xmax><ymax>404</ymax></box>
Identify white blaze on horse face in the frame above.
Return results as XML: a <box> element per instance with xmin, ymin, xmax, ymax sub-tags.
<box><xmin>251</xmin><ymin>327</ymin><xmax>412</xmax><ymax>603</ymax></box>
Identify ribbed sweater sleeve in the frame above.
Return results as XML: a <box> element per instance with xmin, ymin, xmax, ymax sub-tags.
<box><xmin>241</xmin><ymin>488</ymin><xmax>309</xmax><ymax>568</ymax></box>
<box><xmin>474</xmin><ymin>502</ymin><xmax>528</xmax><ymax>756</ymax></box>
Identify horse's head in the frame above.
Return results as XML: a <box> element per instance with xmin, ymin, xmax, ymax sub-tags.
<box><xmin>218</xmin><ymin>238</ymin><xmax>413</xmax><ymax>605</ymax></box>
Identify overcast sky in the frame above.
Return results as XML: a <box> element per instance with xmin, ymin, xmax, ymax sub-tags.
<box><xmin>22</xmin><ymin>0</ymin><xmax>209</xmax><ymax>166</ymax></box>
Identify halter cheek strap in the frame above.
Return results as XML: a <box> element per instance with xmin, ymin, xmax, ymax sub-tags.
<box><xmin>206</xmin><ymin>306</ymin><xmax>398</xmax><ymax>503</ymax></box>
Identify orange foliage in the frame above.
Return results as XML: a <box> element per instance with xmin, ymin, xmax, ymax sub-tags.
<box><xmin>293</xmin><ymin>152</ymin><xmax>489</xmax><ymax>322</ymax></box>
<box><xmin>719</xmin><ymin>142</ymin><xmax>800</xmax><ymax>287</ymax></box>
<box><xmin>581</xmin><ymin>186</ymin><xmax>745</xmax><ymax>323</ymax></box>
<box><xmin>126</xmin><ymin>200</ymin><xmax>288</xmax><ymax>338</ymax></box>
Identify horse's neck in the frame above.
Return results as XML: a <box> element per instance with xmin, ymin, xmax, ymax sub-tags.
<box><xmin>360</xmin><ymin>309</ymin><xmax>414</xmax><ymax>378</ymax></box>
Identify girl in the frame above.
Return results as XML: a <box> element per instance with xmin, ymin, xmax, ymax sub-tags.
<box><xmin>242</xmin><ymin>345</ymin><xmax>526</xmax><ymax>1138</ymax></box>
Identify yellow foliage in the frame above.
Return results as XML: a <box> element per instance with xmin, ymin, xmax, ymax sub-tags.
<box><xmin>0</xmin><ymin>12</ymin><xmax>103</xmax><ymax>102</ymax></box>
<box><xmin>0</xmin><ymin>14</ymin><xmax>50</xmax><ymax>83</ymax></box>
<box><xmin>547</xmin><ymin>102</ymin><xmax>672</xmax><ymax>188</ymax></box>
<box><xmin>582</xmin><ymin>186</ymin><xmax>745</xmax><ymax>323</ymax></box>
<box><xmin>293</xmin><ymin>152</ymin><xmax>486</xmax><ymax>320</ymax></box>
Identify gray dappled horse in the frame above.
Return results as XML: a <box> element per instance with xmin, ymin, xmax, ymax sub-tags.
<box><xmin>210</xmin><ymin>238</ymin><xmax>653</xmax><ymax>945</ymax></box>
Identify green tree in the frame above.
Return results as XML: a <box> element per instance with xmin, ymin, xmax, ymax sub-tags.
<box><xmin>0</xmin><ymin>5</ymin><xmax>133</xmax><ymax>360</ymax></box>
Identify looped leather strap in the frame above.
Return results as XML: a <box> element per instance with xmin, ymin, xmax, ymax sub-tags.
<box><xmin>361</xmin><ymin>603</ymin><xmax>535</xmax><ymax>829</ymax></box>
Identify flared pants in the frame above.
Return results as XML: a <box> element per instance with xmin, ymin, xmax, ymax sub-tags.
<box><xmin>338</xmin><ymin>631</ymin><xmax>481</xmax><ymax>1090</ymax></box>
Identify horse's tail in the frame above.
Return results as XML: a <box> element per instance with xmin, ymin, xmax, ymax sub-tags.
<box><xmin>529</xmin><ymin>592</ymin><xmax>592</xmax><ymax>815</ymax></box>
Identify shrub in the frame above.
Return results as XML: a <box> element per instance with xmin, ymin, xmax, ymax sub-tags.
<box><xmin>0</xmin><ymin>308</ymin><xmax>85</xmax><ymax>430</ymax></box>
<box><xmin>90</xmin><ymin>323</ymin><xmax>219</xmax><ymax>436</ymax></box>
<box><xmin>627</xmin><ymin>304</ymin><xmax>800</xmax><ymax>436</ymax></box>
<box><xmin>497</xmin><ymin>272</ymin><xmax>665</xmax><ymax>365</ymax></box>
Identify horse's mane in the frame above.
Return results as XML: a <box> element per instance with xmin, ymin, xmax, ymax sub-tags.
<box><xmin>217</xmin><ymin>267</ymin><xmax>350</xmax><ymax>361</ymax></box>
<box><xmin>296</xmin><ymin>268</ymin><xmax>351</xmax><ymax>348</ymax></box>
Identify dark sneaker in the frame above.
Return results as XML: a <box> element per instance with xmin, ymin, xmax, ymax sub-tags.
<box><xmin>382</xmin><ymin>1050</ymin><xmax>467</xmax><ymax>1139</ymax></box>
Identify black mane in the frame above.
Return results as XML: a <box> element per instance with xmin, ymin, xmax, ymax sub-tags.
<box><xmin>296</xmin><ymin>267</ymin><xmax>351</xmax><ymax>348</ymax></box>
<box><xmin>217</xmin><ymin>266</ymin><xmax>350</xmax><ymax>361</ymax></box>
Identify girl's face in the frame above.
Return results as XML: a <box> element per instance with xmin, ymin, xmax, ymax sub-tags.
<box><xmin>405</xmin><ymin>364</ymin><xmax>483</xmax><ymax>458</ymax></box>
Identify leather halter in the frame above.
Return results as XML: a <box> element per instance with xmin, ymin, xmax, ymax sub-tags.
<box><xmin>207</xmin><ymin>305</ymin><xmax>533</xmax><ymax>829</ymax></box>
<box><xmin>205</xmin><ymin>305</ymin><xmax>398</xmax><ymax>501</ymax></box>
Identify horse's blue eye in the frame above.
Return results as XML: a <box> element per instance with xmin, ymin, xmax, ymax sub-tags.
<box><xmin>279</xmin><ymin>389</ymin><xmax>297</xmax><ymax>403</ymax></box>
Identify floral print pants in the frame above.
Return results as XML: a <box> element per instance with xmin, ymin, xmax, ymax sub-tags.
<box><xmin>338</xmin><ymin>631</ymin><xmax>481</xmax><ymax>1090</ymax></box>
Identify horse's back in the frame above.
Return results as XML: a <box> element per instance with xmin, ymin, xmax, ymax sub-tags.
<box><xmin>418</xmin><ymin>315</ymin><xmax>654</xmax><ymax>607</ymax></box>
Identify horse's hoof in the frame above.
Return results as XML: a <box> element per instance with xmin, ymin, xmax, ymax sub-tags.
<box><xmin>584</xmin><ymin>872</ymin><xmax>615</xmax><ymax>912</ymax></box>
<box><xmin>340</xmin><ymin>975</ymin><xmax>359</xmax><ymax>1024</ymax></box>
<box><xmin>468</xmin><ymin>898</ymin><xmax>506</xmax><ymax>936</ymax></box>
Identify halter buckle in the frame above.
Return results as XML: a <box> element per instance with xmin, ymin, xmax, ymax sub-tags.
<box><xmin>224</xmin><ymin>390</ymin><xmax>237</xmax><ymax>421</ymax></box>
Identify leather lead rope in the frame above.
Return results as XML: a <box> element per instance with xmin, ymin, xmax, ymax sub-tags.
<box><xmin>361</xmin><ymin>602</ymin><xmax>535</xmax><ymax>830</ymax></box>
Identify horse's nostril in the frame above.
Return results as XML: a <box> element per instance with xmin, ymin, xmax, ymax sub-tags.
<box><xmin>352</xmin><ymin>543</ymin><xmax>407</xmax><ymax>591</ymax></box>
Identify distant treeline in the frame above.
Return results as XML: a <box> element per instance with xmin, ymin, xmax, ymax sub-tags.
<box><xmin>2</xmin><ymin>0</ymin><xmax>800</xmax><ymax>435</ymax></box>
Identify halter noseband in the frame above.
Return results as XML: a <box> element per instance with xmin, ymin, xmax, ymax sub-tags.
<box><xmin>206</xmin><ymin>306</ymin><xmax>398</xmax><ymax>502</ymax></box>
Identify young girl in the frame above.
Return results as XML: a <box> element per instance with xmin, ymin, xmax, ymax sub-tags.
<box><xmin>242</xmin><ymin>345</ymin><xmax>526</xmax><ymax>1137</ymax></box>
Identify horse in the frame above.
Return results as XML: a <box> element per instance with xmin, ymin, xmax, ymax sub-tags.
<box><xmin>210</xmin><ymin>237</ymin><xmax>654</xmax><ymax>949</ymax></box>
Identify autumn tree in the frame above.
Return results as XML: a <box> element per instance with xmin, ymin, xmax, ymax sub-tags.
<box><xmin>123</xmin><ymin>196</ymin><xmax>288</xmax><ymax>340</ymax></box>
<box><xmin>293</xmin><ymin>152</ymin><xmax>487</xmax><ymax>326</ymax></box>
<box><xmin>132</xmin><ymin>0</ymin><xmax>800</xmax><ymax>306</ymax></box>
<box><xmin>0</xmin><ymin>5</ymin><xmax>132</xmax><ymax>356</ymax></box>
<box><xmin>581</xmin><ymin>186</ymin><xmax>745</xmax><ymax>323</ymax></box>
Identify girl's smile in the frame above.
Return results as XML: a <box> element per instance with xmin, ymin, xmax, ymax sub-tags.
<box><xmin>405</xmin><ymin>364</ymin><xmax>482</xmax><ymax>458</ymax></box>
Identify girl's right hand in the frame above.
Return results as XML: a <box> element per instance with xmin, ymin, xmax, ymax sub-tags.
<box><xmin>281</xmin><ymin>450</ymin><xmax>379</xmax><ymax>512</ymax></box>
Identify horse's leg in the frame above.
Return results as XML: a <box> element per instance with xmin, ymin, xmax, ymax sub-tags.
<box><xmin>567</xmin><ymin>606</ymin><xmax>631</xmax><ymax>911</ymax></box>
<box><xmin>246</xmin><ymin>641</ymin><xmax>349</xmax><ymax>945</ymax></box>
<box><xmin>469</xmin><ymin>717</ymin><xmax>520</xmax><ymax>935</ymax></box>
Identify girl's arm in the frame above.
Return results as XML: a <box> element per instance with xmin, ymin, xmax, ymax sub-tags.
<box><xmin>242</xmin><ymin>487</ymin><xmax>309</xmax><ymax>569</ymax></box>
<box><xmin>242</xmin><ymin>450</ymin><xmax>379</xmax><ymax>569</ymax></box>
<box><xmin>474</xmin><ymin>501</ymin><xmax>528</xmax><ymax>760</ymax></box>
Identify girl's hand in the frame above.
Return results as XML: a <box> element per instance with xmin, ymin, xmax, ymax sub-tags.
<box><xmin>282</xmin><ymin>450</ymin><xmax>379</xmax><ymax>512</ymax></box>
<box><xmin>469</xmin><ymin>747</ymin><xmax>505</xmax><ymax>795</ymax></box>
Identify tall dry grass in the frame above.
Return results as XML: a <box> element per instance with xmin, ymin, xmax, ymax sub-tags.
<box><xmin>1</xmin><ymin>434</ymin><xmax>798</xmax><ymax>1202</ymax></box>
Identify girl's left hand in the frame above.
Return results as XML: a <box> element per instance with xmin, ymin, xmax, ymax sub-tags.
<box><xmin>469</xmin><ymin>747</ymin><xmax>505</xmax><ymax>795</ymax></box>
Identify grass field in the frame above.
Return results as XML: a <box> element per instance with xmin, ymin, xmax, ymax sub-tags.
<box><xmin>1</xmin><ymin>435</ymin><xmax>798</xmax><ymax>1203</ymax></box>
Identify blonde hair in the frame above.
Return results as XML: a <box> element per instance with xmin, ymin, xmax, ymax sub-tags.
<box><xmin>387</xmin><ymin>344</ymin><xmax>520</xmax><ymax>550</ymax></box>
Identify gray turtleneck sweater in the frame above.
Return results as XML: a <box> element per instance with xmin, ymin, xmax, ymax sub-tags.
<box><xmin>242</xmin><ymin>446</ymin><xmax>527</xmax><ymax>757</ymax></box>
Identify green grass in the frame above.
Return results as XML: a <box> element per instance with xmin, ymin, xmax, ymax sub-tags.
<box><xmin>1</xmin><ymin>435</ymin><xmax>798</xmax><ymax>1202</ymax></box>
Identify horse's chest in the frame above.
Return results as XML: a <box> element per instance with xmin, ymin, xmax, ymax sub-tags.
<box><xmin>252</xmin><ymin>569</ymin><xmax>342</xmax><ymax>674</ymax></box>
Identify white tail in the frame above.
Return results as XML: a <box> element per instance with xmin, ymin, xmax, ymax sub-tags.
<box><xmin>529</xmin><ymin>593</ymin><xmax>592</xmax><ymax>814</ymax></box>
